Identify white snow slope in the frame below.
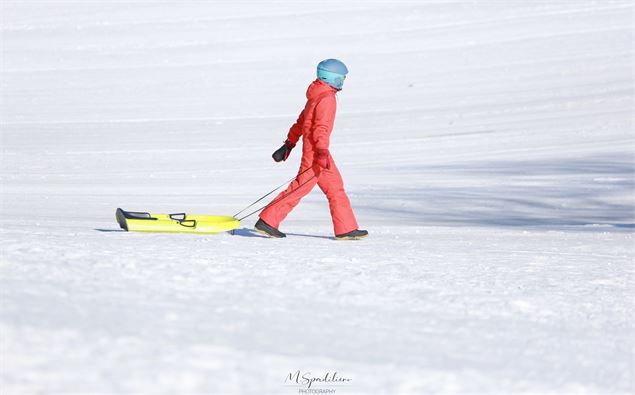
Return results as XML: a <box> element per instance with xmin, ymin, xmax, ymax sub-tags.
<box><xmin>1</xmin><ymin>1</ymin><xmax>633</xmax><ymax>394</ymax></box>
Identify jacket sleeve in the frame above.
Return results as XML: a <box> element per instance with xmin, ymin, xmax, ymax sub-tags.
<box><xmin>312</xmin><ymin>95</ymin><xmax>336</xmax><ymax>150</ymax></box>
<box><xmin>286</xmin><ymin>108</ymin><xmax>306</xmax><ymax>145</ymax></box>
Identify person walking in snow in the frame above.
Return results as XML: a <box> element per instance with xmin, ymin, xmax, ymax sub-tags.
<box><xmin>255</xmin><ymin>59</ymin><xmax>368</xmax><ymax>240</ymax></box>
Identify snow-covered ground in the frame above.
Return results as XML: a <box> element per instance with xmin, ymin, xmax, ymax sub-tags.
<box><xmin>1</xmin><ymin>1</ymin><xmax>633</xmax><ymax>394</ymax></box>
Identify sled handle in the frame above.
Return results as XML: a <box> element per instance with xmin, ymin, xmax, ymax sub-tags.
<box><xmin>120</xmin><ymin>209</ymin><xmax>156</xmax><ymax>220</ymax></box>
<box><xmin>177</xmin><ymin>219</ymin><xmax>196</xmax><ymax>228</ymax></box>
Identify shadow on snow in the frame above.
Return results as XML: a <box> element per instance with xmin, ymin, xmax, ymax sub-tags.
<box><xmin>353</xmin><ymin>152</ymin><xmax>634</xmax><ymax>230</ymax></box>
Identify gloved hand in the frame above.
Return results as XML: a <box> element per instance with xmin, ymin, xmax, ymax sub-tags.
<box><xmin>272</xmin><ymin>140</ymin><xmax>296</xmax><ymax>162</ymax></box>
<box><xmin>315</xmin><ymin>149</ymin><xmax>330</xmax><ymax>170</ymax></box>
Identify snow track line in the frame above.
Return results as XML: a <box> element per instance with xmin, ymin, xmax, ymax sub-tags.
<box><xmin>0</xmin><ymin>6</ymin><xmax>390</xmax><ymax>32</ymax></box>
<box><xmin>2</xmin><ymin>50</ymin><xmax>632</xmax><ymax>75</ymax></box>
<box><xmin>2</xmin><ymin>3</ymin><xmax>630</xmax><ymax>33</ymax></box>
<box><xmin>0</xmin><ymin>114</ymin><xmax>296</xmax><ymax>126</ymax></box>
<box><xmin>337</xmin><ymin>141</ymin><xmax>634</xmax><ymax>168</ymax></box>
<box><xmin>362</xmin><ymin>26</ymin><xmax>634</xmax><ymax>59</ymax></box>
<box><xmin>378</xmin><ymin>5</ymin><xmax>634</xmax><ymax>35</ymax></box>
<box><xmin>2</xmin><ymin>91</ymin><xmax>631</xmax><ymax>128</ymax></box>
<box><xmin>3</xmin><ymin>26</ymin><xmax>632</xmax><ymax>70</ymax></box>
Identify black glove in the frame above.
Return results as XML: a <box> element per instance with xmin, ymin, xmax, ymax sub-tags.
<box><xmin>272</xmin><ymin>140</ymin><xmax>296</xmax><ymax>162</ymax></box>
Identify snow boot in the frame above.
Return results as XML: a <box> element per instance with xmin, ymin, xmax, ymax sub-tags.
<box><xmin>255</xmin><ymin>219</ymin><xmax>286</xmax><ymax>238</ymax></box>
<box><xmin>335</xmin><ymin>229</ymin><xmax>368</xmax><ymax>240</ymax></box>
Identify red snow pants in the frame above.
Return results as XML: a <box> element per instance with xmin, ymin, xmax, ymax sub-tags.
<box><xmin>259</xmin><ymin>155</ymin><xmax>358</xmax><ymax>235</ymax></box>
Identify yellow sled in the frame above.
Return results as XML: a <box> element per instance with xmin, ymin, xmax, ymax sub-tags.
<box><xmin>116</xmin><ymin>208</ymin><xmax>240</xmax><ymax>234</ymax></box>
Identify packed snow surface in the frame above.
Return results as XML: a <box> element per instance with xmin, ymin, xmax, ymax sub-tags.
<box><xmin>1</xmin><ymin>1</ymin><xmax>633</xmax><ymax>394</ymax></box>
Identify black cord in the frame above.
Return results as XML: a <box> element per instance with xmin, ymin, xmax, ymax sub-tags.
<box><xmin>236</xmin><ymin>172</ymin><xmax>317</xmax><ymax>221</ymax></box>
<box><xmin>232</xmin><ymin>167</ymin><xmax>314</xmax><ymax>219</ymax></box>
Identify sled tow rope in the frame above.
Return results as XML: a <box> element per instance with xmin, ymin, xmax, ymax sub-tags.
<box><xmin>233</xmin><ymin>167</ymin><xmax>315</xmax><ymax>221</ymax></box>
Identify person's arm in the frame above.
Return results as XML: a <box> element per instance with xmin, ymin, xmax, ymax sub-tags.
<box><xmin>286</xmin><ymin>108</ymin><xmax>306</xmax><ymax>145</ymax></box>
<box><xmin>312</xmin><ymin>95</ymin><xmax>336</xmax><ymax>150</ymax></box>
<box><xmin>272</xmin><ymin>107</ymin><xmax>306</xmax><ymax>162</ymax></box>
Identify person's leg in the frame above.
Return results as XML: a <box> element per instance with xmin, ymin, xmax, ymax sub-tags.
<box><xmin>317</xmin><ymin>159</ymin><xmax>359</xmax><ymax>235</ymax></box>
<box><xmin>259</xmin><ymin>166</ymin><xmax>319</xmax><ymax>229</ymax></box>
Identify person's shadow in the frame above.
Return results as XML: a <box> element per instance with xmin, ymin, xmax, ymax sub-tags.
<box><xmin>231</xmin><ymin>228</ymin><xmax>334</xmax><ymax>240</ymax></box>
<box><xmin>230</xmin><ymin>228</ymin><xmax>268</xmax><ymax>238</ymax></box>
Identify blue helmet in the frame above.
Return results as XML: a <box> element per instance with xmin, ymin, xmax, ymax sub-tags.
<box><xmin>317</xmin><ymin>59</ymin><xmax>348</xmax><ymax>90</ymax></box>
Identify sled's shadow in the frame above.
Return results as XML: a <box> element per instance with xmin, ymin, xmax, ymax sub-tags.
<box><xmin>231</xmin><ymin>228</ymin><xmax>268</xmax><ymax>238</ymax></box>
<box><xmin>93</xmin><ymin>228</ymin><xmax>334</xmax><ymax>240</ymax></box>
<box><xmin>232</xmin><ymin>228</ymin><xmax>334</xmax><ymax>240</ymax></box>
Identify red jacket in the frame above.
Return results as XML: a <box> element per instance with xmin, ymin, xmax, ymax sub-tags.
<box><xmin>286</xmin><ymin>79</ymin><xmax>337</xmax><ymax>151</ymax></box>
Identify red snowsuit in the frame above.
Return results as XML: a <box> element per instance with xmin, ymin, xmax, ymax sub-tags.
<box><xmin>259</xmin><ymin>79</ymin><xmax>359</xmax><ymax>235</ymax></box>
